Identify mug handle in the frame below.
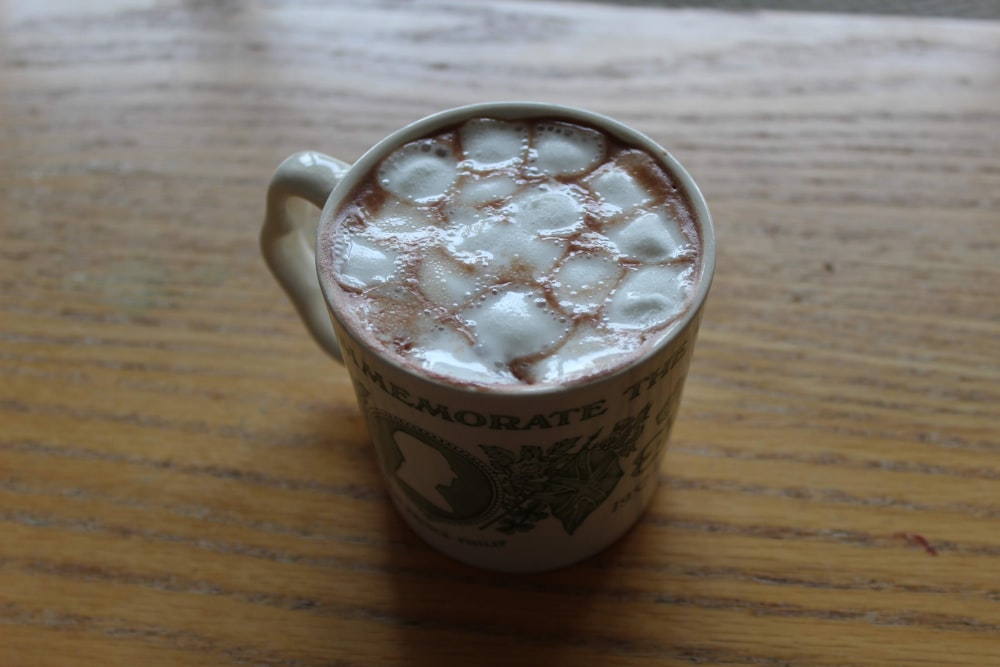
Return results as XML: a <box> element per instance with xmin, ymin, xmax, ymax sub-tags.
<box><xmin>261</xmin><ymin>151</ymin><xmax>350</xmax><ymax>361</ymax></box>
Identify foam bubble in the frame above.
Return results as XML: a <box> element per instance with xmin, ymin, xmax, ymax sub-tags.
<box><xmin>460</xmin><ymin>119</ymin><xmax>528</xmax><ymax>170</ymax></box>
<box><xmin>417</xmin><ymin>248</ymin><xmax>482</xmax><ymax>309</ymax></box>
<box><xmin>606</xmin><ymin>264</ymin><xmax>691</xmax><ymax>330</ymax></box>
<box><xmin>460</xmin><ymin>288</ymin><xmax>569</xmax><ymax>363</ymax></box>
<box><xmin>528</xmin><ymin>323</ymin><xmax>631</xmax><ymax>384</ymax></box>
<box><xmin>531</xmin><ymin>122</ymin><xmax>606</xmax><ymax>176</ymax></box>
<box><xmin>336</xmin><ymin>236</ymin><xmax>398</xmax><ymax>289</ymax></box>
<box><xmin>586</xmin><ymin>165</ymin><xmax>652</xmax><ymax>213</ymax></box>
<box><xmin>510</xmin><ymin>186</ymin><xmax>584</xmax><ymax>235</ymax></box>
<box><xmin>607</xmin><ymin>210</ymin><xmax>689</xmax><ymax>262</ymax></box>
<box><xmin>551</xmin><ymin>249</ymin><xmax>621</xmax><ymax>315</ymax></box>
<box><xmin>378</xmin><ymin>139</ymin><xmax>458</xmax><ymax>203</ymax></box>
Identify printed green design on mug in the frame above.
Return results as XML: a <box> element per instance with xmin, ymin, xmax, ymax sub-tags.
<box><xmin>480</xmin><ymin>403</ymin><xmax>650</xmax><ymax>536</ymax></box>
<box><xmin>368</xmin><ymin>410</ymin><xmax>497</xmax><ymax>523</ymax></box>
<box><xmin>370</xmin><ymin>403</ymin><xmax>655</xmax><ymax>536</ymax></box>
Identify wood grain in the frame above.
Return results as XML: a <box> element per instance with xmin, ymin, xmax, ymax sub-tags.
<box><xmin>2</xmin><ymin>1</ymin><xmax>998</xmax><ymax>665</ymax></box>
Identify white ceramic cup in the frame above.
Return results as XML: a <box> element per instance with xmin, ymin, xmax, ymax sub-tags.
<box><xmin>261</xmin><ymin>102</ymin><xmax>715</xmax><ymax>572</ymax></box>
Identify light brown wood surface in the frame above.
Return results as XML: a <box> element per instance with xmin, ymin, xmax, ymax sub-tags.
<box><xmin>2</xmin><ymin>1</ymin><xmax>999</xmax><ymax>665</ymax></box>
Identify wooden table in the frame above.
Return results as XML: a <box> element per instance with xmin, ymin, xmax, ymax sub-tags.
<box><xmin>2</xmin><ymin>1</ymin><xmax>998</xmax><ymax>665</ymax></box>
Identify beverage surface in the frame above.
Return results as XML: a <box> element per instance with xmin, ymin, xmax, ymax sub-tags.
<box><xmin>322</xmin><ymin>117</ymin><xmax>703</xmax><ymax>389</ymax></box>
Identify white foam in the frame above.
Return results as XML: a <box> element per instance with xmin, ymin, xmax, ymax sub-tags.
<box><xmin>608</xmin><ymin>210</ymin><xmax>688</xmax><ymax>262</ymax></box>
<box><xmin>336</xmin><ymin>236</ymin><xmax>398</xmax><ymax>289</ymax></box>
<box><xmin>457</xmin><ymin>174</ymin><xmax>520</xmax><ymax>207</ymax></box>
<box><xmin>510</xmin><ymin>186</ymin><xmax>584</xmax><ymax>235</ymax></box>
<box><xmin>586</xmin><ymin>165</ymin><xmax>652</xmax><ymax>213</ymax></box>
<box><xmin>531</xmin><ymin>122</ymin><xmax>606</xmax><ymax>176</ymax></box>
<box><xmin>460</xmin><ymin>289</ymin><xmax>569</xmax><ymax>363</ymax></box>
<box><xmin>606</xmin><ymin>264</ymin><xmax>690</xmax><ymax>330</ymax></box>
<box><xmin>378</xmin><ymin>139</ymin><xmax>458</xmax><ymax>203</ymax></box>
<box><xmin>551</xmin><ymin>249</ymin><xmax>621</xmax><ymax>315</ymax></box>
<box><xmin>417</xmin><ymin>248</ymin><xmax>482</xmax><ymax>309</ymax></box>
<box><xmin>460</xmin><ymin>119</ymin><xmax>528</xmax><ymax>170</ymax></box>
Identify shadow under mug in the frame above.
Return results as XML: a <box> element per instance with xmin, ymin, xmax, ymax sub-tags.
<box><xmin>261</xmin><ymin>102</ymin><xmax>715</xmax><ymax>572</ymax></box>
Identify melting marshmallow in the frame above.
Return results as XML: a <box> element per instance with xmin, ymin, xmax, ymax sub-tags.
<box><xmin>606</xmin><ymin>264</ymin><xmax>691</xmax><ymax>330</ymax></box>
<box><xmin>551</xmin><ymin>249</ymin><xmax>621</xmax><ymax>315</ymax></box>
<box><xmin>461</xmin><ymin>289</ymin><xmax>569</xmax><ymax>363</ymax></box>
<box><xmin>587</xmin><ymin>165</ymin><xmax>652</xmax><ymax>213</ymax></box>
<box><xmin>528</xmin><ymin>322</ymin><xmax>631</xmax><ymax>384</ymax></box>
<box><xmin>608</xmin><ymin>210</ymin><xmax>689</xmax><ymax>262</ymax></box>
<box><xmin>510</xmin><ymin>185</ymin><xmax>584</xmax><ymax>235</ymax></box>
<box><xmin>460</xmin><ymin>119</ymin><xmax>528</xmax><ymax>169</ymax></box>
<box><xmin>367</xmin><ymin>197</ymin><xmax>440</xmax><ymax>241</ymax></box>
<box><xmin>530</xmin><ymin>122</ymin><xmax>606</xmax><ymax>176</ymax></box>
<box><xmin>356</xmin><ymin>282</ymin><xmax>424</xmax><ymax>346</ymax></box>
<box><xmin>454</xmin><ymin>217</ymin><xmax>565</xmax><ymax>282</ymax></box>
<box><xmin>336</xmin><ymin>236</ymin><xmax>398</xmax><ymax>289</ymax></box>
<box><xmin>378</xmin><ymin>139</ymin><xmax>458</xmax><ymax>203</ymax></box>
<box><xmin>417</xmin><ymin>248</ymin><xmax>482</xmax><ymax>309</ymax></box>
<box><xmin>412</xmin><ymin>323</ymin><xmax>510</xmax><ymax>385</ymax></box>
<box><xmin>458</xmin><ymin>174</ymin><xmax>520</xmax><ymax>207</ymax></box>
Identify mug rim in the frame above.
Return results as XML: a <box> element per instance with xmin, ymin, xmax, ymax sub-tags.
<box><xmin>315</xmin><ymin>101</ymin><xmax>716</xmax><ymax>397</ymax></box>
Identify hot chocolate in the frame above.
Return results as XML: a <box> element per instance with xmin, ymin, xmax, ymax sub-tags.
<box><xmin>319</xmin><ymin>116</ymin><xmax>704</xmax><ymax>389</ymax></box>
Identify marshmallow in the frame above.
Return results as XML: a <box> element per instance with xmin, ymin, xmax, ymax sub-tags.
<box><xmin>378</xmin><ymin>139</ymin><xmax>458</xmax><ymax>203</ymax></box>
<box><xmin>457</xmin><ymin>173</ymin><xmax>520</xmax><ymax>207</ymax></box>
<box><xmin>510</xmin><ymin>185</ymin><xmax>584</xmax><ymax>235</ymax></box>
<box><xmin>460</xmin><ymin>119</ymin><xmax>528</xmax><ymax>170</ymax></box>
<box><xmin>608</xmin><ymin>210</ymin><xmax>689</xmax><ymax>262</ymax></box>
<box><xmin>586</xmin><ymin>165</ymin><xmax>652</xmax><ymax>214</ymax></box>
<box><xmin>335</xmin><ymin>236</ymin><xmax>398</xmax><ymax>289</ymax></box>
<box><xmin>417</xmin><ymin>247</ymin><xmax>483</xmax><ymax>309</ymax></box>
<box><xmin>454</xmin><ymin>217</ymin><xmax>565</xmax><ymax>282</ymax></box>
<box><xmin>413</xmin><ymin>322</ymin><xmax>512</xmax><ymax>385</ymax></box>
<box><xmin>530</xmin><ymin>122</ymin><xmax>606</xmax><ymax>176</ymax></box>
<box><xmin>606</xmin><ymin>264</ymin><xmax>691</xmax><ymax>330</ymax></box>
<box><xmin>550</xmin><ymin>249</ymin><xmax>621</xmax><ymax>315</ymax></box>
<box><xmin>528</xmin><ymin>322</ymin><xmax>632</xmax><ymax>384</ymax></box>
<box><xmin>460</xmin><ymin>289</ymin><xmax>569</xmax><ymax>363</ymax></box>
<box><xmin>367</xmin><ymin>197</ymin><xmax>440</xmax><ymax>241</ymax></box>
<box><xmin>354</xmin><ymin>282</ymin><xmax>425</xmax><ymax>347</ymax></box>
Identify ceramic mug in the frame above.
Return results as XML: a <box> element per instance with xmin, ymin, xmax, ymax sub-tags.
<box><xmin>261</xmin><ymin>102</ymin><xmax>715</xmax><ymax>572</ymax></box>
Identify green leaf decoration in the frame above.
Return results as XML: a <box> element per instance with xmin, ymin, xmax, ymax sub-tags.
<box><xmin>479</xmin><ymin>410</ymin><xmax>648</xmax><ymax>536</ymax></box>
